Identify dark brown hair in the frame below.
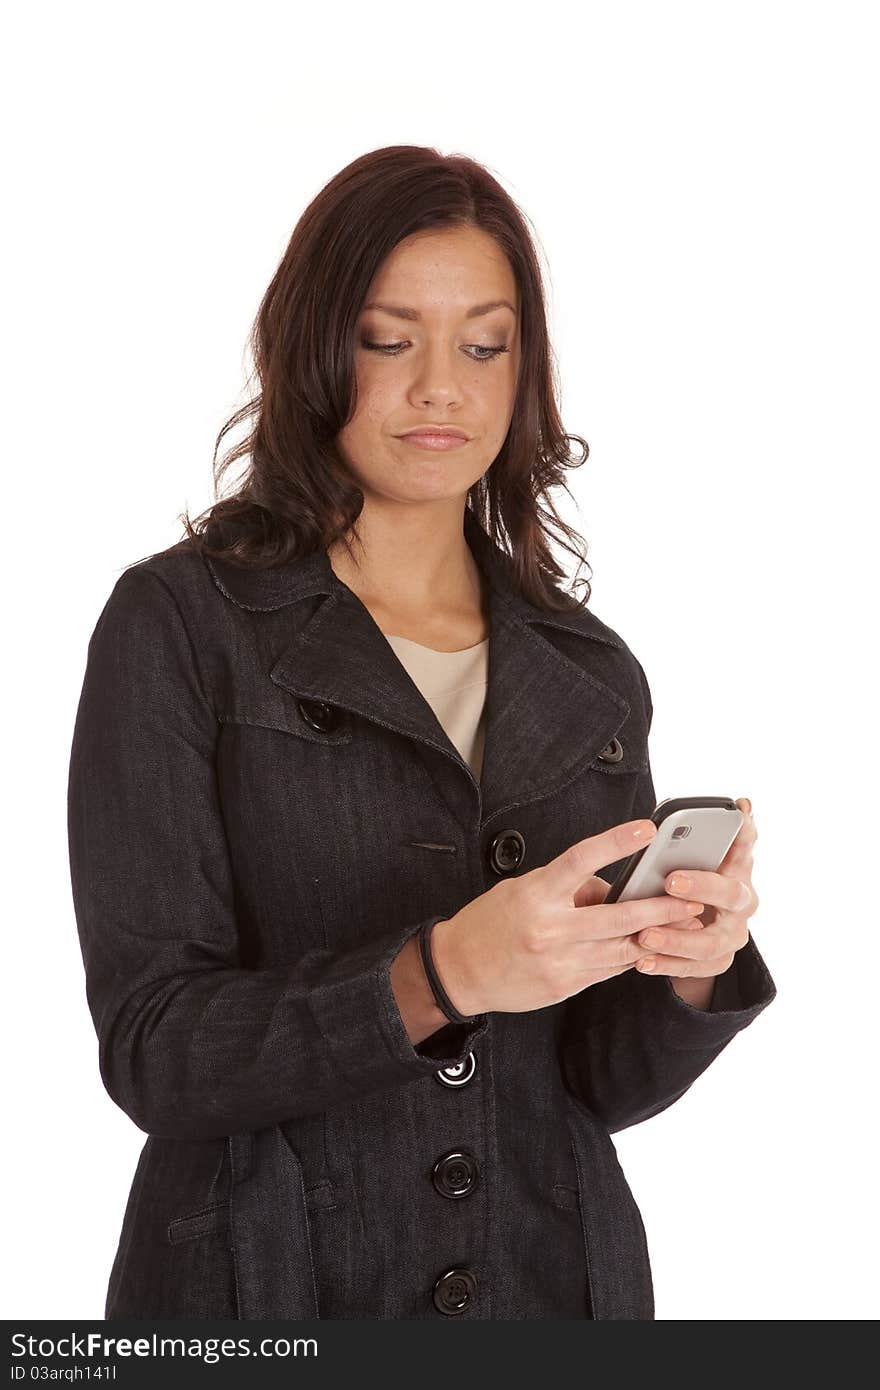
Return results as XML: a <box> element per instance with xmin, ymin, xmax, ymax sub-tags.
<box><xmin>175</xmin><ymin>145</ymin><xmax>594</xmax><ymax>612</ymax></box>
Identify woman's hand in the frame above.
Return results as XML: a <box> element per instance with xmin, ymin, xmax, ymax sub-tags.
<box><xmin>633</xmin><ymin>796</ymin><xmax>759</xmax><ymax>1008</ymax></box>
<box><xmin>430</xmin><ymin>816</ymin><xmax>704</xmax><ymax>1017</ymax></box>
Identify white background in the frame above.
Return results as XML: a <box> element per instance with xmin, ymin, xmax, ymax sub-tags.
<box><xmin>4</xmin><ymin>0</ymin><xmax>877</xmax><ymax>1321</ymax></box>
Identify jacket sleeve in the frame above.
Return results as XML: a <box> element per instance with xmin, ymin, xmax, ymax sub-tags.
<box><xmin>67</xmin><ymin>565</ymin><xmax>489</xmax><ymax>1142</ymax></box>
<box><xmin>559</xmin><ymin>659</ymin><xmax>777</xmax><ymax>1135</ymax></box>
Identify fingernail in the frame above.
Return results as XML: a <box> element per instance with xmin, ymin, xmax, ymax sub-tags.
<box><xmin>639</xmin><ymin>958</ymin><xmax>656</xmax><ymax>972</ymax></box>
<box><xmin>640</xmin><ymin>931</ymin><xmax>662</xmax><ymax>948</ymax></box>
<box><xmin>743</xmin><ymin>798</ymin><xmax>752</xmax><ymax>814</ymax></box>
<box><xmin>668</xmin><ymin>873</ymin><xmax>691</xmax><ymax>893</ymax></box>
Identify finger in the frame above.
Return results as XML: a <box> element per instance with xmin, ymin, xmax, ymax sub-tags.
<box><xmin>725</xmin><ymin>826</ymin><xmax>757</xmax><ymax>872</ymax></box>
<box><xmin>637</xmin><ymin>912</ymin><xmax>707</xmax><ymax>952</ymax></box>
<box><xmin>665</xmin><ymin>869</ymin><xmax>751</xmax><ymax>914</ymax></box>
<box><xmin>722</xmin><ymin>840</ymin><xmax>755</xmax><ymax>883</ymax></box>
<box><xmin>545</xmin><ymin>818</ymin><xmax>658</xmax><ymax>894</ymax></box>
<box><xmin>635</xmin><ymin>950</ymin><xmax>736</xmax><ymax>978</ymax></box>
<box><xmin>581</xmin><ymin>896</ymin><xmax>705</xmax><ymax>942</ymax></box>
<box><xmin>730</xmin><ymin>800</ymin><xmax>758</xmax><ymax>850</ymax></box>
<box><xmin>572</xmin><ymin>874</ymin><xmax>613</xmax><ymax>910</ymax></box>
<box><xmin>713</xmin><ymin>803</ymin><xmax>758</xmax><ymax>880</ymax></box>
<box><xmin>636</xmin><ymin>923</ymin><xmax>726</xmax><ymax>960</ymax></box>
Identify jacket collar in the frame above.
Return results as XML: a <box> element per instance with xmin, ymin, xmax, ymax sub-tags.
<box><xmin>205</xmin><ymin>508</ymin><xmax>642</xmax><ymax>824</ymax></box>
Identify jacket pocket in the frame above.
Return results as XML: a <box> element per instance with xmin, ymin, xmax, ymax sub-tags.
<box><xmin>564</xmin><ymin>1090</ymin><xmax>655</xmax><ymax>1320</ymax></box>
<box><xmin>167</xmin><ymin>1201</ymin><xmax>229</xmax><ymax>1245</ymax></box>
<box><xmin>227</xmin><ymin>1127</ymin><xmax>320</xmax><ymax>1319</ymax></box>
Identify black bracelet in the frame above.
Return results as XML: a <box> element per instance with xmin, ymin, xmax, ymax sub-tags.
<box><xmin>417</xmin><ymin>917</ymin><xmax>474</xmax><ymax>1025</ymax></box>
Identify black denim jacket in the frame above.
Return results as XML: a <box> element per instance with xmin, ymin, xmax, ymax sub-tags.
<box><xmin>66</xmin><ymin>506</ymin><xmax>777</xmax><ymax>1320</ymax></box>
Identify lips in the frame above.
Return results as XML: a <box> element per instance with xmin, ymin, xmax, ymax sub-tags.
<box><xmin>400</xmin><ymin>430</ymin><xmax>469</xmax><ymax>440</ymax></box>
<box><xmin>398</xmin><ymin>430</ymin><xmax>470</xmax><ymax>451</ymax></box>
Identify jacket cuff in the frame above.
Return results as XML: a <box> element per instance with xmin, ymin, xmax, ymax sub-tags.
<box><xmin>307</xmin><ymin>915</ymin><xmax>490</xmax><ymax>1090</ymax></box>
<box><xmin>658</xmin><ymin>932</ymin><xmax>777</xmax><ymax>1049</ymax></box>
<box><xmin>380</xmin><ymin>917</ymin><xmax>491</xmax><ymax>1065</ymax></box>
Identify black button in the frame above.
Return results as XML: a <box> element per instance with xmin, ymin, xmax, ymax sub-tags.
<box><xmin>597</xmin><ymin>737</ymin><xmax>624</xmax><ymax>763</ymax></box>
<box><xmin>487</xmin><ymin>829</ymin><xmax>525</xmax><ymax>875</ymax></box>
<box><xmin>432</xmin><ymin>1266</ymin><xmax>477</xmax><ymax>1315</ymax></box>
<box><xmin>434</xmin><ymin>1052</ymin><xmax>477</xmax><ymax>1088</ymax></box>
<box><xmin>432</xmin><ymin>1149</ymin><xmax>479</xmax><ymax>1199</ymax></box>
<box><xmin>298</xmin><ymin>698</ymin><xmax>341</xmax><ymax>734</ymax></box>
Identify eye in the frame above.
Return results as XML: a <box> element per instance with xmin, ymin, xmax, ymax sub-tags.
<box><xmin>360</xmin><ymin>339</ymin><xmax>509</xmax><ymax>365</ymax></box>
<box><xmin>470</xmin><ymin>345</ymin><xmax>509</xmax><ymax>362</ymax></box>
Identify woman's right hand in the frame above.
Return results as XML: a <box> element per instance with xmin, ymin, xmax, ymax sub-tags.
<box><xmin>430</xmin><ymin>818</ymin><xmax>707</xmax><ymax>1016</ymax></box>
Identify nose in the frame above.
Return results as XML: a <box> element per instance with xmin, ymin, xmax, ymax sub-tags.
<box><xmin>408</xmin><ymin>342</ymin><xmax>465</xmax><ymax>403</ymax></box>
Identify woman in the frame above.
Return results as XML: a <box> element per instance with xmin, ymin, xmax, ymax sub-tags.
<box><xmin>67</xmin><ymin>145</ymin><xmax>777</xmax><ymax>1320</ymax></box>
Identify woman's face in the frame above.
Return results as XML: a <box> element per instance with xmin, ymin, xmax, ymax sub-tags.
<box><xmin>336</xmin><ymin>224</ymin><xmax>522</xmax><ymax>511</ymax></box>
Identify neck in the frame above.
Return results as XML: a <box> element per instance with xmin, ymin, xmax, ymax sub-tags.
<box><xmin>326</xmin><ymin>503</ymin><xmax>490</xmax><ymax>647</ymax></box>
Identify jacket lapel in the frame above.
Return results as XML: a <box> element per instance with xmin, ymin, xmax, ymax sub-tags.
<box><xmin>205</xmin><ymin>508</ymin><xmax>637</xmax><ymax>825</ymax></box>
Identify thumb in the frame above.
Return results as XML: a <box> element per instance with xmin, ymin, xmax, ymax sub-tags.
<box><xmin>543</xmin><ymin>818</ymin><xmax>657</xmax><ymax>897</ymax></box>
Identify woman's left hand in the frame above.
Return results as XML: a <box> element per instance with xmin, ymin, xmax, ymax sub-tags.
<box><xmin>634</xmin><ymin>797</ymin><xmax>759</xmax><ymax>1001</ymax></box>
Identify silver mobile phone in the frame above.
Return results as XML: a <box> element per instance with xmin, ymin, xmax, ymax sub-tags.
<box><xmin>603</xmin><ymin>797</ymin><xmax>744</xmax><ymax>903</ymax></box>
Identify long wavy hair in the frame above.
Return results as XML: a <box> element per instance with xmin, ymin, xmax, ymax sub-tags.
<box><xmin>174</xmin><ymin>144</ymin><xmax>594</xmax><ymax>612</ymax></box>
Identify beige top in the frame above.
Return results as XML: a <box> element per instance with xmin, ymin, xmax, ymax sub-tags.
<box><xmin>383</xmin><ymin>633</ymin><xmax>489</xmax><ymax>782</ymax></box>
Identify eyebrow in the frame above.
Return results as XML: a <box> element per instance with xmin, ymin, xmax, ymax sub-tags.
<box><xmin>362</xmin><ymin>298</ymin><xmax>517</xmax><ymax>321</ymax></box>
